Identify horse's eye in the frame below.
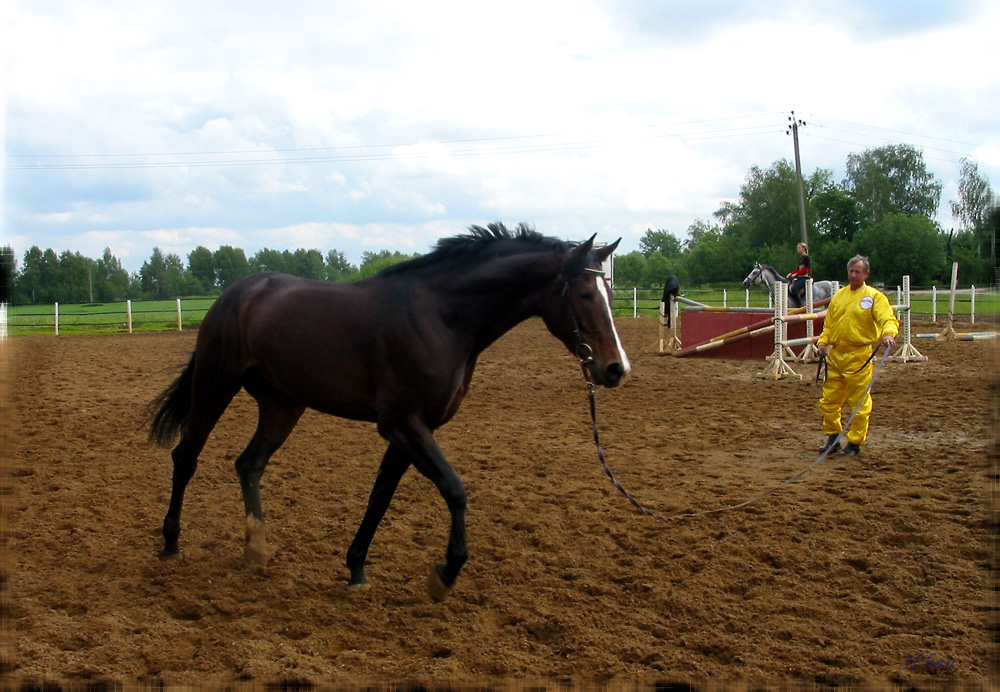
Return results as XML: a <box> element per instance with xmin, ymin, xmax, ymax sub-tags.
<box><xmin>578</xmin><ymin>291</ymin><xmax>593</xmax><ymax>301</ymax></box>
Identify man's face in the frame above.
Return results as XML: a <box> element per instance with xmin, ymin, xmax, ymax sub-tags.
<box><xmin>848</xmin><ymin>261</ymin><xmax>869</xmax><ymax>289</ymax></box>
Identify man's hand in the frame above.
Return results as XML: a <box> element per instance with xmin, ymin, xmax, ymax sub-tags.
<box><xmin>881</xmin><ymin>335</ymin><xmax>896</xmax><ymax>350</ymax></box>
<box><xmin>817</xmin><ymin>343</ymin><xmax>829</xmax><ymax>357</ymax></box>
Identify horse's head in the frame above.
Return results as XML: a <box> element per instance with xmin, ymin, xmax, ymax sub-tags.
<box><xmin>543</xmin><ymin>235</ymin><xmax>631</xmax><ymax>388</ymax></box>
<box><xmin>742</xmin><ymin>263</ymin><xmax>765</xmax><ymax>289</ymax></box>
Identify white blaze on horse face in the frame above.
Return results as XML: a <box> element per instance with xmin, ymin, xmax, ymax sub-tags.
<box><xmin>594</xmin><ymin>276</ymin><xmax>631</xmax><ymax>377</ymax></box>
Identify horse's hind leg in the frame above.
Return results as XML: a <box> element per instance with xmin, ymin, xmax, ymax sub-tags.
<box><xmin>161</xmin><ymin>383</ymin><xmax>240</xmax><ymax>559</ymax></box>
<box><xmin>235</xmin><ymin>388</ymin><xmax>304</xmax><ymax>569</ymax></box>
<box><xmin>161</xmin><ymin>436</ymin><xmax>200</xmax><ymax>559</ymax></box>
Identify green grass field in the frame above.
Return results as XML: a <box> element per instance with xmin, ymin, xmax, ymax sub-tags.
<box><xmin>4</xmin><ymin>288</ymin><xmax>996</xmax><ymax>336</ymax></box>
<box><xmin>5</xmin><ymin>298</ymin><xmax>216</xmax><ymax>335</ymax></box>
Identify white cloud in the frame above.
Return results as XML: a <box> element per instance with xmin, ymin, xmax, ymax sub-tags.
<box><xmin>3</xmin><ymin>0</ymin><xmax>997</xmax><ymax>273</ymax></box>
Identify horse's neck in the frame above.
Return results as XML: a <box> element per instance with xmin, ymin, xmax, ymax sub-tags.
<box><xmin>424</xmin><ymin>253</ymin><xmax>562</xmax><ymax>350</ymax></box>
<box><xmin>760</xmin><ymin>268</ymin><xmax>778</xmax><ymax>291</ymax></box>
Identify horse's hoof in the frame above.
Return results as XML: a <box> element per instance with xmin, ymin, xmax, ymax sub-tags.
<box><xmin>244</xmin><ymin>545</ymin><xmax>272</xmax><ymax>570</ymax></box>
<box><xmin>427</xmin><ymin>564</ymin><xmax>452</xmax><ymax>602</ymax></box>
<box><xmin>244</xmin><ymin>515</ymin><xmax>272</xmax><ymax>569</ymax></box>
<box><xmin>158</xmin><ymin>547</ymin><xmax>181</xmax><ymax>561</ymax></box>
<box><xmin>345</xmin><ymin>581</ymin><xmax>371</xmax><ymax>594</ymax></box>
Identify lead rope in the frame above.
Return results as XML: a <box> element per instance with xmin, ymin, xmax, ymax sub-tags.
<box><xmin>588</xmin><ymin>346</ymin><xmax>890</xmax><ymax>521</ymax></box>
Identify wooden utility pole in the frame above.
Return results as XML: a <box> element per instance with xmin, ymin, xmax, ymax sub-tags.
<box><xmin>787</xmin><ymin>111</ymin><xmax>808</xmax><ymax>246</ymax></box>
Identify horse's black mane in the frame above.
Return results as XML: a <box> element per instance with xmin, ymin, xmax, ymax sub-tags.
<box><xmin>379</xmin><ymin>223</ymin><xmax>572</xmax><ymax>277</ymax></box>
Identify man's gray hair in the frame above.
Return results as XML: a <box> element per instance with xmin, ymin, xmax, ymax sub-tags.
<box><xmin>847</xmin><ymin>255</ymin><xmax>870</xmax><ymax>272</ymax></box>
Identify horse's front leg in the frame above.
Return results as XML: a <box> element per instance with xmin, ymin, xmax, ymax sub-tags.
<box><xmin>345</xmin><ymin>445</ymin><xmax>410</xmax><ymax>590</ymax></box>
<box><xmin>381</xmin><ymin>417</ymin><xmax>468</xmax><ymax>601</ymax></box>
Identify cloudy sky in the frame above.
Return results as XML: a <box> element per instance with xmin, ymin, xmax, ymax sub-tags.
<box><xmin>3</xmin><ymin>0</ymin><xmax>998</xmax><ymax>273</ymax></box>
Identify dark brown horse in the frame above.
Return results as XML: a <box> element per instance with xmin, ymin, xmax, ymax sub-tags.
<box><xmin>148</xmin><ymin>223</ymin><xmax>630</xmax><ymax>600</ymax></box>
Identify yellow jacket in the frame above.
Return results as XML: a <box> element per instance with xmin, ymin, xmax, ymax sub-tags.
<box><xmin>818</xmin><ymin>283</ymin><xmax>898</xmax><ymax>351</ymax></box>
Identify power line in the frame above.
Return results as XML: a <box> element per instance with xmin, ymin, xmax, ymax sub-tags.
<box><xmin>7</xmin><ymin>114</ymin><xmax>785</xmax><ymax>171</ymax></box>
<box><xmin>804</xmin><ymin>114</ymin><xmax>983</xmax><ymax>148</ymax></box>
<box><xmin>8</xmin><ymin>111</ymin><xmax>986</xmax><ymax>172</ymax></box>
<box><xmin>805</xmin><ymin>132</ymin><xmax>976</xmax><ymax>166</ymax></box>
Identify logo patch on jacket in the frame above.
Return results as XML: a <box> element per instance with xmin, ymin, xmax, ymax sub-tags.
<box><xmin>860</xmin><ymin>296</ymin><xmax>874</xmax><ymax>310</ymax></box>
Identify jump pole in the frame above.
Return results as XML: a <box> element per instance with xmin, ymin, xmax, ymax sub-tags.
<box><xmin>758</xmin><ymin>286</ymin><xmax>800</xmax><ymax>380</ymax></box>
<box><xmin>890</xmin><ymin>275</ymin><xmax>927</xmax><ymax>363</ymax></box>
<box><xmin>781</xmin><ymin>335</ymin><xmax>820</xmax><ymax>349</ymax></box>
<box><xmin>669</xmin><ymin>290</ymin><xmax>830</xmax><ymax>358</ymax></box>
<box><xmin>658</xmin><ymin>295</ymin><xmax>682</xmax><ymax>353</ymax></box>
<box><xmin>916</xmin><ymin>332</ymin><xmax>997</xmax><ymax>340</ymax></box>
<box><xmin>796</xmin><ymin>278</ymin><xmax>821</xmax><ymax>362</ymax></box>
<box><xmin>936</xmin><ymin>262</ymin><xmax>959</xmax><ymax>341</ymax></box>
<box><xmin>673</xmin><ymin>323</ymin><xmax>776</xmax><ymax>357</ymax></box>
<box><xmin>707</xmin><ymin>308</ymin><xmax>827</xmax><ymax>345</ymax></box>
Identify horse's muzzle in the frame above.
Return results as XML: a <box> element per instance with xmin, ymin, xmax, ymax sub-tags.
<box><xmin>593</xmin><ymin>361</ymin><xmax>627</xmax><ymax>388</ymax></box>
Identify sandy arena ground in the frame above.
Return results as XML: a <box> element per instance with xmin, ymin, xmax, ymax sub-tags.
<box><xmin>1</xmin><ymin>317</ymin><xmax>994</xmax><ymax>688</ymax></box>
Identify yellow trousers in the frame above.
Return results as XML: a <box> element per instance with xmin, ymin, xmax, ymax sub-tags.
<box><xmin>818</xmin><ymin>347</ymin><xmax>875</xmax><ymax>446</ymax></box>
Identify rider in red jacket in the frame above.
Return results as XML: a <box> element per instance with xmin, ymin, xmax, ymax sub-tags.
<box><xmin>787</xmin><ymin>242</ymin><xmax>810</xmax><ymax>302</ymax></box>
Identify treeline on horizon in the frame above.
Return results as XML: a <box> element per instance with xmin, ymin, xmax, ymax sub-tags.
<box><xmin>0</xmin><ymin>243</ymin><xmax>421</xmax><ymax>306</ymax></box>
<box><xmin>2</xmin><ymin>143</ymin><xmax>996</xmax><ymax>306</ymax></box>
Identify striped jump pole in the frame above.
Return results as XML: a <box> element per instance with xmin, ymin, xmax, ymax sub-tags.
<box><xmin>780</xmin><ymin>335</ymin><xmax>821</xmax><ymax>349</ymax></box>
<box><xmin>707</xmin><ymin>309</ymin><xmax>827</xmax><ymax>345</ymax></box>
<box><xmin>673</xmin><ymin>323</ymin><xmax>776</xmax><ymax>357</ymax></box>
<box><xmin>916</xmin><ymin>331</ymin><xmax>997</xmax><ymax>341</ymax></box>
<box><xmin>759</xmin><ymin>286</ymin><xmax>800</xmax><ymax>380</ymax></box>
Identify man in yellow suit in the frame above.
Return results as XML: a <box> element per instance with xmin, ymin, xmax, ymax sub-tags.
<box><xmin>817</xmin><ymin>256</ymin><xmax>898</xmax><ymax>456</ymax></box>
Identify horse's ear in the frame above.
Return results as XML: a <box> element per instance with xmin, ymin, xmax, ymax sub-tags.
<box><xmin>567</xmin><ymin>234</ymin><xmax>596</xmax><ymax>264</ymax></box>
<box><xmin>594</xmin><ymin>238</ymin><xmax>621</xmax><ymax>262</ymax></box>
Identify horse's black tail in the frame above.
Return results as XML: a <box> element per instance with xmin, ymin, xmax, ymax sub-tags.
<box><xmin>147</xmin><ymin>354</ymin><xmax>196</xmax><ymax>447</ymax></box>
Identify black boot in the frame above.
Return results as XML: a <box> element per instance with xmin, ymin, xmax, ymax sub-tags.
<box><xmin>838</xmin><ymin>443</ymin><xmax>861</xmax><ymax>456</ymax></box>
<box><xmin>819</xmin><ymin>434</ymin><xmax>841</xmax><ymax>453</ymax></box>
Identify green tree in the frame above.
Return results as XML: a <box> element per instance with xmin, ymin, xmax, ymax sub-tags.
<box><xmin>1</xmin><ymin>246</ymin><xmax>14</xmax><ymax>304</ymax></box>
<box><xmin>683</xmin><ymin>219</ymin><xmax>717</xmax><ymax>252</ymax></box>
<box><xmin>639</xmin><ymin>252</ymin><xmax>684</xmax><ymax>288</ymax></box>
<box><xmin>685</xmin><ymin>228</ymin><xmax>751</xmax><ymax>284</ymax></box>
<box><xmin>96</xmin><ymin>248</ymin><xmax>130</xmax><ymax>301</ymax></box>
<box><xmin>140</xmin><ymin>247</ymin><xmax>169</xmax><ymax>299</ymax></box>
<box><xmin>843</xmin><ymin>144</ymin><xmax>942</xmax><ymax>224</ymax></box>
<box><xmin>638</xmin><ymin>229</ymin><xmax>682</xmax><ymax>258</ymax></box>
<box><xmin>57</xmin><ymin>251</ymin><xmax>96</xmax><ymax>302</ymax></box>
<box><xmin>357</xmin><ymin>250</ymin><xmax>418</xmax><ymax>279</ymax></box>
<box><xmin>290</xmin><ymin>248</ymin><xmax>325</xmax><ymax>280</ymax></box>
<box><xmin>611</xmin><ymin>251</ymin><xmax>645</xmax><ymax>288</ymax></box>
<box><xmin>326</xmin><ymin>249</ymin><xmax>357</xmax><ymax>281</ymax></box>
<box><xmin>947</xmin><ymin>230</ymin><xmax>991</xmax><ymax>286</ymax></box>
<box><xmin>213</xmin><ymin>246</ymin><xmax>250</xmax><ymax>289</ymax></box>
<box><xmin>812</xmin><ymin>187</ymin><xmax>863</xmax><ymax>243</ymax></box>
<box><xmin>251</xmin><ymin>248</ymin><xmax>288</xmax><ymax>274</ymax></box>
<box><xmin>188</xmin><ymin>246</ymin><xmax>216</xmax><ymax>293</ymax></box>
<box><xmin>38</xmin><ymin>249</ymin><xmax>60</xmax><ymax>302</ymax></box>
<box><xmin>715</xmin><ymin>161</ymin><xmax>833</xmax><ymax>252</ymax></box>
<box><xmin>162</xmin><ymin>252</ymin><xmax>188</xmax><ymax>297</ymax></box>
<box><xmin>948</xmin><ymin>157</ymin><xmax>995</xmax><ymax>284</ymax></box>
<box><xmin>854</xmin><ymin>214</ymin><xmax>946</xmax><ymax>285</ymax></box>
<box><xmin>950</xmin><ymin>158</ymin><xmax>992</xmax><ymax>231</ymax></box>
<box><xmin>17</xmin><ymin>246</ymin><xmax>46</xmax><ymax>303</ymax></box>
